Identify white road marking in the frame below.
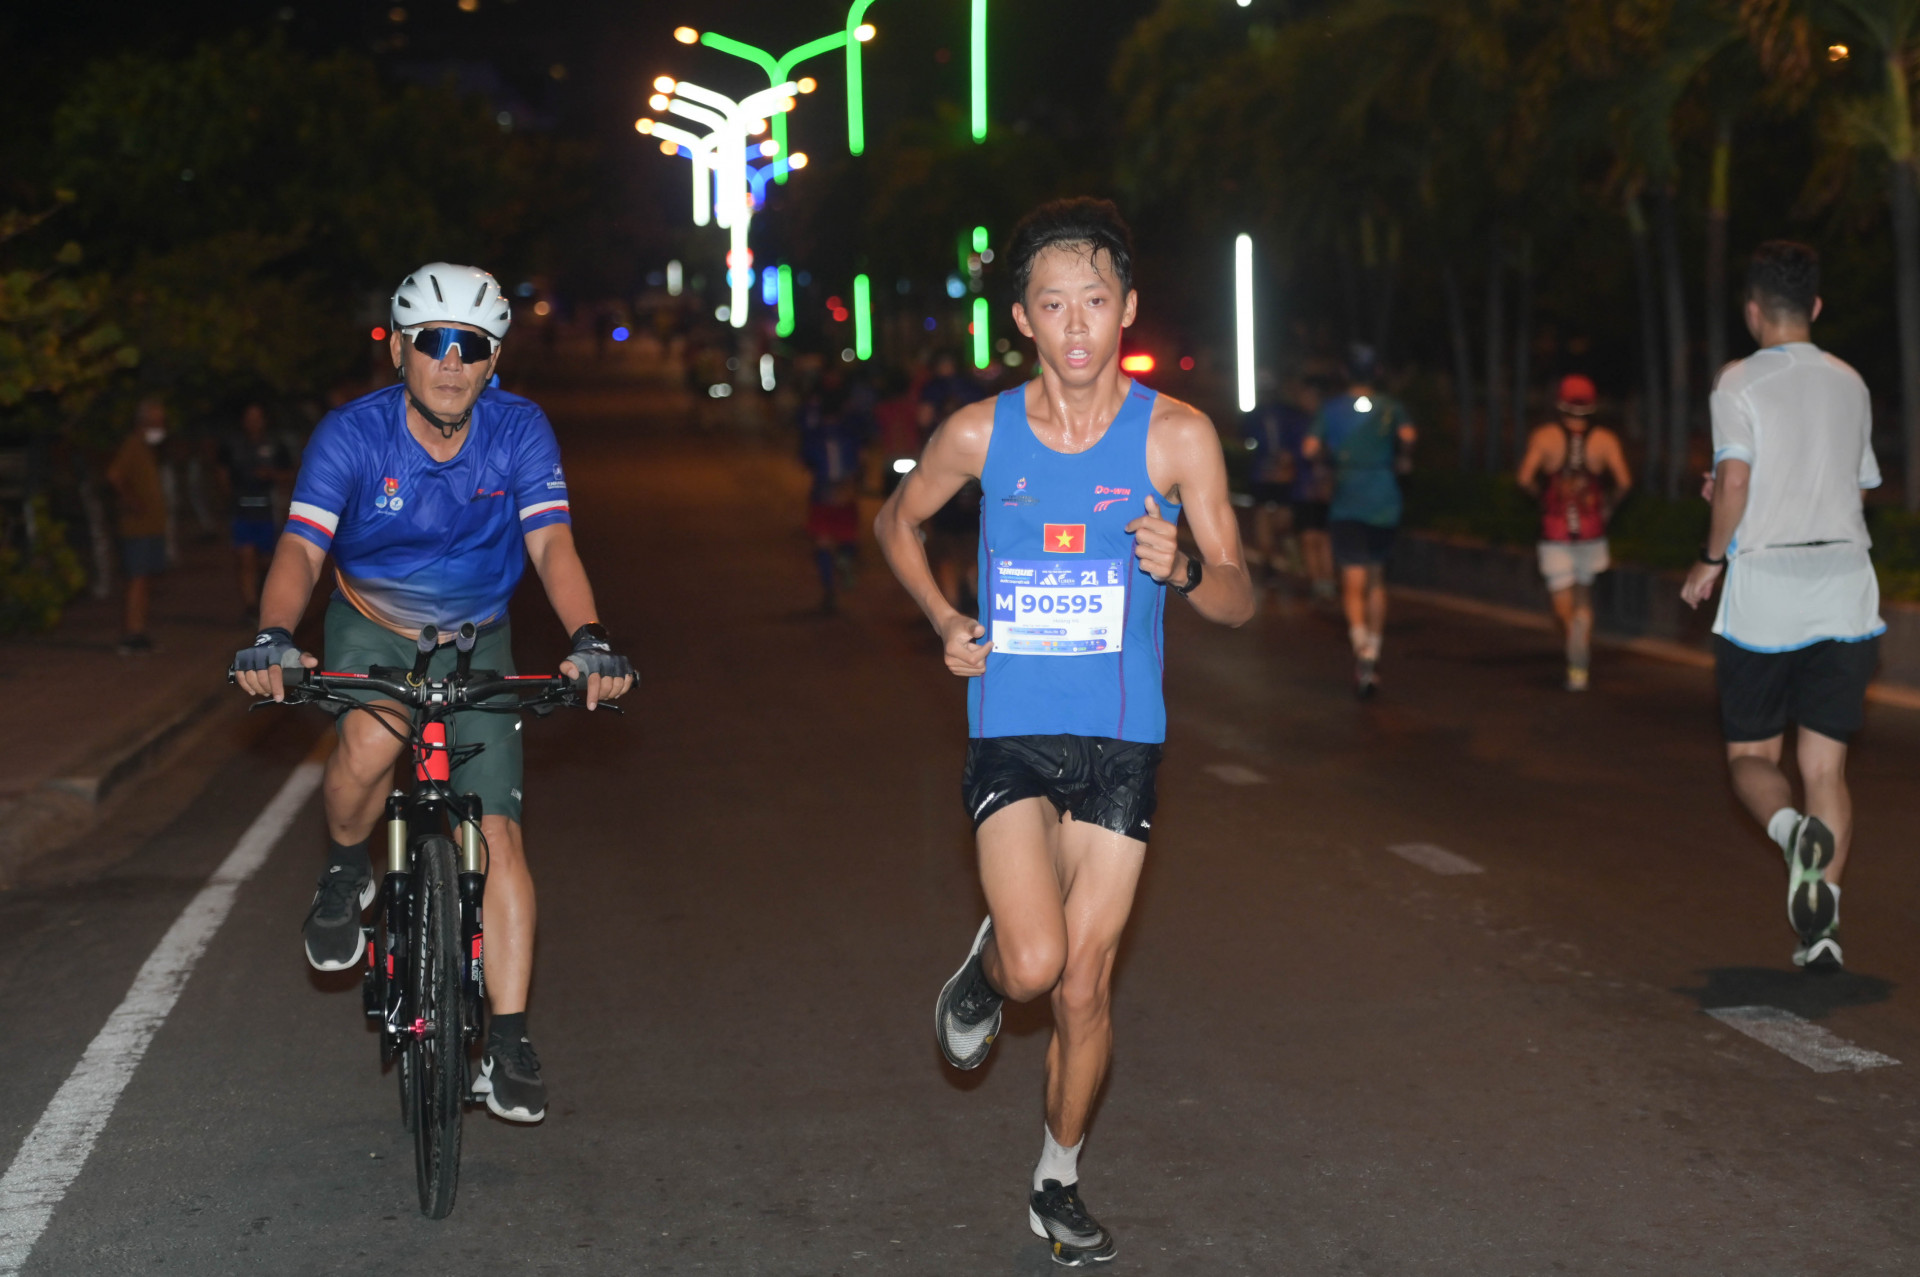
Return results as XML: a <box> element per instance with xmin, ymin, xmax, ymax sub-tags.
<box><xmin>1387</xmin><ymin>842</ymin><xmax>1485</xmax><ymax>876</ymax></box>
<box><xmin>0</xmin><ymin>756</ymin><xmax>325</xmax><ymax>1275</ymax></box>
<box><xmin>1706</xmin><ymin>1005</ymin><xmax>1899</xmax><ymax>1074</ymax></box>
<box><xmin>1202</xmin><ymin>763</ymin><xmax>1268</xmax><ymax>786</ymax></box>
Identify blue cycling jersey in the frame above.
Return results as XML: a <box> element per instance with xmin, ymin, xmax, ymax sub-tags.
<box><xmin>287</xmin><ymin>383</ymin><xmax>571</xmax><ymax>634</ymax></box>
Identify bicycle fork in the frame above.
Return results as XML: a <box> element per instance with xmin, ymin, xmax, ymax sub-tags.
<box><xmin>365</xmin><ymin>792</ymin><xmax>413</xmax><ymax>1059</ymax></box>
<box><xmin>456</xmin><ymin>807</ymin><xmax>487</xmax><ymax>1044</ymax></box>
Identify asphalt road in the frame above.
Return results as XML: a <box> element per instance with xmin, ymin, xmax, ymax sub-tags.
<box><xmin>4</xmin><ymin>386</ymin><xmax>1920</xmax><ymax>1275</ymax></box>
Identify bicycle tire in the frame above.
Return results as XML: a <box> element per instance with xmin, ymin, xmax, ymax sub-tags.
<box><xmin>408</xmin><ymin>835</ymin><xmax>465</xmax><ymax>1218</ymax></box>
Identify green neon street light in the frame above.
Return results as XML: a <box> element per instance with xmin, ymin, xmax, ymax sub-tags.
<box><xmin>698</xmin><ymin>30</ymin><xmax>844</xmax><ymax>183</ymax></box>
<box><xmin>854</xmin><ymin>274</ymin><xmax>873</xmax><ymax>360</ymax></box>
<box><xmin>777</xmin><ymin>264</ymin><xmax>796</xmax><ymax>338</ymax></box>
<box><xmin>971</xmin><ymin>225</ymin><xmax>989</xmax><ymax>254</ymax></box>
<box><xmin>972</xmin><ymin>296</ymin><xmax>989</xmax><ymax>369</ymax></box>
<box><xmin>846</xmin><ymin>0</ymin><xmax>880</xmax><ymax>156</ymax></box>
<box><xmin>970</xmin><ymin>0</ymin><xmax>987</xmax><ymax>140</ymax></box>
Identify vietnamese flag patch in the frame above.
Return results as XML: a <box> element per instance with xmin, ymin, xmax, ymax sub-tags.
<box><xmin>1043</xmin><ymin>523</ymin><xmax>1086</xmax><ymax>553</ymax></box>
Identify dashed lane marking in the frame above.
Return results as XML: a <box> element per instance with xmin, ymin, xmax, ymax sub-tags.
<box><xmin>0</xmin><ymin>753</ymin><xmax>326</xmax><ymax>1275</ymax></box>
<box><xmin>1707</xmin><ymin>1005</ymin><xmax>1899</xmax><ymax>1074</ymax></box>
<box><xmin>1202</xmin><ymin>764</ymin><xmax>1268</xmax><ymax>786</ymax></box>
<box><xmin>1387</xmin><ymin>842</ymin><xmax>1486</xmax><ymax>876</ymax></box>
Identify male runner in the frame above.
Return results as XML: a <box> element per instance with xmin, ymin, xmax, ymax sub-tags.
<box><xmin>797</xmin><ymin>367</ymin><xmax>866</xmax><ymax>614</ymax></box>
<box><xmin>1682</xmin><ymin>241</ymin><xmax>1881</xmax><ymax>972</ymax></box>
<box><xmin>1303</xmin><ymin>345</ymin><xmax>1415</xmax><ymax>698</ymax></box>
<box><xmin>1516</xmin><ymin>374</ymin><xmax>1633</xmax><ymax>690</ymax></box>
<box><xmin>230</xmin><ymin>262</ymin><xmax>634</xmax><ymax>1118</ymax></box>
<box><xmin>876</xmin><ymin>199</ymin><xmax>1253</xmax><ymax>1266</ymax></box>
<box><xmin>220</xmin><ymin>402</ymin><xmax>295</xmax><ymax>616</ymax></box>
<box><xmin>1240</xmin><ymin>374</ymin><xmax>1324</xmax><ymax>593</ymax></box>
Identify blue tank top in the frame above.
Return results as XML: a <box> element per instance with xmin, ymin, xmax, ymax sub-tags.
<box><xmin>970</xmin><ymin>382</ymin><xmax>1178</xmax><ymax>743</ymax></box>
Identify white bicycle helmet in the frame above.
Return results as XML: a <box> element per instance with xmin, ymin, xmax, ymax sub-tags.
<box><xmin>390</xmin><ymin>262</ymin><xmax>513</xmax><ymax>339</ymax></box>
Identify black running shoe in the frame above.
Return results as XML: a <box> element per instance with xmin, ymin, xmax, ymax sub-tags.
<box><xmin>1029</xmin><ymin>1180</ymin><xmax>1117</xmax><ymax>1267</ymax></box>
<box><xmin>475</xmin><ymin>1034</ymin><xmax>547</xmax><ymax>1122</ymax></box>
<box><xmin>1786</xmin><ymin>815</ymin><xmax>1838</xmax><ymax>945</ymax></box>
<box><xmin>1354</xmin><ymin>657</ymin><xmax>1378</xmax><ymax>700</ymax></box>
<box><xmin>934</xmin><ymin>916</ymin><xmax>1003</xmax><ymax>1070</ymax></box>
<box><xmin>1794</xmin><ymin>927</ymin><xmax>1844</xmax><ymax>972</ymax></box>
<box><xmin>302</xmin><ymin>863</ymin><xmax>374</xmax><ymax>972</ymax></box>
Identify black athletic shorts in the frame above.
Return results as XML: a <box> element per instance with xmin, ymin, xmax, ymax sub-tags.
<box><xmin>962</xmin><ymin>734</ymin><xmax>1162</xmax><ymax>843</ymax></box>
<box><xmin>1330</xmin><ymin>519</ymin><xmax>1396</xmax><ymax>567</ymax></box>
<box><xmin>1714</xmin><ymin>635</ymin><xmax>1879</xmax><ymax>744</ymax></box>
<box><xmin>1290</xmin><ymin>500</ymin><xmax>1330</xmax><ymax>532</ymax></box>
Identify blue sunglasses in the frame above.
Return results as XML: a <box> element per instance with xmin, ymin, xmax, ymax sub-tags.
<box><xmin>406</xmin><ymin>327</ymin><xmax>499</xmax><ymax>363</ymax></box>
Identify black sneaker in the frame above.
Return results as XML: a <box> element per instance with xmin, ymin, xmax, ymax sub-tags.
<box><xmin>302</xmin><ymin>863</ymin><xmax>375</xmax><ymax>972</ymax></box>
<box><xmin>1786</xmin><ymin>815</ymin><xmax>1838</xmax><ymax>945</ymax></box>
<box><xmin>934</xmin><ymin>916</ymin><xmax>1003</xmax><ymax>1070</ymax></box>
<box><xmin>1794</xmin><ymin>927</ymin><xmax>1844</xmax><ymax>972</ymax></box>
<box><xmin>1354</xmin><ymin>656</ymin><xmax>1378</xmax><ymax>700</ymax></box>
<box><xmin>1029</xmin><ymin>1180</ymin><xmax>1117</xmax><ymax>1267</ymax></box>
<box><xmin>475</xmin><ymin>1034</ymin><xmax>547</xmax><ymax>1122</ymax></box>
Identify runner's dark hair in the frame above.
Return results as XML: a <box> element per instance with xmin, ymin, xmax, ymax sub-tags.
<box><xmin>1748</xmin><ymin>240</ymin><xmax>1819</xmax><ymax>320</ymax></box>
<box><xmin>1007</xmin><ymin>198</ymin><xmax>1134</xmax><ymax>304</ymax></box>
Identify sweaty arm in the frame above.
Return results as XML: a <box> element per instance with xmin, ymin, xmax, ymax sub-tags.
<box><xmin>1137</xmin><ymin>401</ymin><xmax>1256</xmax><ymax>627</ymax></box>
<box><xmin>234</xmin><ymin>533</ymin><xmax>326</xmax><ymax>699</ymax></box>
<box><xmin>1516</xmin><ymin>428</ymin><xmax>1550</xmax><ymax>494</ymax></box>
<box><xmin>874</xmin><ymin>400</ymin><xmax>993</xmax><ymax>676</ymax></box>
<box><xmin>1598</xmin><ymin>429</ymin><xmax>1634</xmax><ymax>498</ymax></box>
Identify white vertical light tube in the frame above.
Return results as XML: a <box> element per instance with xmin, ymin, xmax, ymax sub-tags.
<box><xmin>1234</xmin><ymin>234</ymin><xmax>1256</xmax><ymax>413</ymax></box>
<box><xmin>729</xmin><ymin>222</ymin><xmax>751</xmax><ymax>329</ymax></box>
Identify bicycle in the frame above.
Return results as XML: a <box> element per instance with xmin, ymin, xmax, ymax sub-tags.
<box><xmin>232</xmin><ymin>621</ymin><xmax>615</xmax><ymax>1218</ymax></box>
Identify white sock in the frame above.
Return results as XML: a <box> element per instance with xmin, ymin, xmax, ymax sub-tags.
<box><xmin>1767</xmin><ymin>807</ymin><xmax>1801</xmax><ymax>856</ymax></box>
<box><xmin>1365</xmin><ymin>629</ymin><xmax>1383</xmax><ymax>662</ymax></box>
<box><xmin>1034</xmin><ymin>1125</ymin><xmax>1082</xmax><ymax>1190</ymax></box>
<box><xmin>1828</xmin><ymin>881</ymin><xmax>1842</xmax><ymax>922</ymax></box>
<box><xmin>1348</xmin><ymin>624</ymin><xmax>1368</xmax><ymax>657</ymax></box>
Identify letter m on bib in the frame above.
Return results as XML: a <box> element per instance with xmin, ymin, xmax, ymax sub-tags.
<box><xmin>1043</xmin><ymin>523</ymin><xmax>1086</xmax><ymax>553</ymax></box>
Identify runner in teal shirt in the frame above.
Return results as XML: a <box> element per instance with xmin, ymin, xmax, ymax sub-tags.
<box><xmin>1305</xmin><ymin>345</ymin><xmax>1416</xmax><ymax>697</ymax></box>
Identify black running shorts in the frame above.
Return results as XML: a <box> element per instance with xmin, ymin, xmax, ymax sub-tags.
<box><xmin>1714</xmin><ymin>635</ymin><xmax>1879</xmax><ymax>744</ymax></box>
<box><xmin>1330</xmin><ymin>519</ymin><xmax>1396</xmax><ymax>567</ymax></box>
<box><xmin>962</xmin><ymin>734</ymin><xmax>1163</xmax><ymax>843</ymax></box>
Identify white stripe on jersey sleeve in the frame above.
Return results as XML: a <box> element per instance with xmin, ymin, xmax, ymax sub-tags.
<box><xmin>288</xmin><ymin>501</ymin><xmax>340</xmax><ymax>533</ymax></box>
<box><xmin>518</xmin><ymin>499</ymin><xmax>570</xmax><ymax>521</ymax></box>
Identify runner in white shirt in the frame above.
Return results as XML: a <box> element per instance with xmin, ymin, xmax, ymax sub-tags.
<box><xmin>1682</xmin><ymin>240</ymin><xmax>1883</xmax><ymax>971</ymax></box>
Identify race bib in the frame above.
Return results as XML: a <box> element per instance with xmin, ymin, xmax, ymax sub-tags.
<box><xmin>989</xmin><ymin>558</ymin><xmax>1125</xmax><ymax>655</ymax></box>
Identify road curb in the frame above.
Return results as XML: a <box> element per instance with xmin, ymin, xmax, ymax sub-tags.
<box><xmin>1395</xmin><ymin>585</ymin><xmax>1920</xmax><ymax>712</ymax></box>
<box><xmin>0</xmin><ymin>687</ymin><xmax>231</xmax><ymax>887</ymax></box>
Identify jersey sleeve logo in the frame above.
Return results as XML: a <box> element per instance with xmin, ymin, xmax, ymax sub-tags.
<box><xmin>1044</xmin><ymin>523</ymin><xmax>1086</xmax><ymax>553</ymax></box>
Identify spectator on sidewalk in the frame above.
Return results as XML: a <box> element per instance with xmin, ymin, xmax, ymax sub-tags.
<box><xmin>105</xmin><ymin>396</ymin><xmax>170</xmax><ymax>653</ymax></box>
<box><xmin>1681</xmin><ymin>240</ymin><xmax>1883</xmax><ymax>972</ymax></box>
<box><xmin>219</xmin><ymin>403</ymin><xmax>294</xmax><ymax>617</ymax></box>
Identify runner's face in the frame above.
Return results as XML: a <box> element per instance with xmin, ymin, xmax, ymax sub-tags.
<box><xmin>391</xmin><ymin>321</ymin><xmax>497</xmax><ymax>421</ymax></box>
<box><xmin>1012</xmin><ymin>244</ymin><xmax>1136</xmax><ymax>385</ymax></box>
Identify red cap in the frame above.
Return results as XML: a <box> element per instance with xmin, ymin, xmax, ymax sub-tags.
<box><xmin>1556</xmin><ymin>374</ymin><xmax>1598</xmax><ymax>414</ymax></box>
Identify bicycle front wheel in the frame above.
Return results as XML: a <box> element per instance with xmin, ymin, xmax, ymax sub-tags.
<box><xmin>408</xmin><ymin>835</ymin><xmax>465</xmax><ymax>1218</ymax></box>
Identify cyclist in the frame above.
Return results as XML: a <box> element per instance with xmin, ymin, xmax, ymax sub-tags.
<box><xmin>1516</xmin><ymin>375</ymin><xmax>1632</xmax><ymax>691</ymax></box>
<box><xmin>1303</xmin><ymin>345</ymin><xmax>1416</xmax><ymax>698</ymax></box>
<box><xmin>230</xmin><ymin>262</ymin><xmax>634</xmax><ymax>1123</ymax></box>
<box><xmin>877</xmin><ymin>199</ymin><xmax>1254</xmax><ymax>1266</ymax></box>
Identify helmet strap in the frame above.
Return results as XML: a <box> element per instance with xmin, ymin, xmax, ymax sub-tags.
<box><xmin>406</xmin><ymin>389</ymin><xmax>472</xmax><ymax>439</ymax></box>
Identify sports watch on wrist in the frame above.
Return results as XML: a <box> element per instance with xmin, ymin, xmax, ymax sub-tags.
<box><xmin>1698</xmin><ymin>548</ymin><xmax>1727</xmax><ymax>566</ymax></box>
<box><xmin>1169</xmin><ymin>554</ymin><xmax>1203</xmax><ymax>596</ymax></box>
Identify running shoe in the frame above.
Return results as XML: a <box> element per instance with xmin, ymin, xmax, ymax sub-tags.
<box><xmin>1029</xmin><ymin>1179</ymin><xmax>1117</xmax><ymax>1267</ymax></box>
<box><xmin>302</xmin><ymin>863</ymin><xmax>375</xmax><ymax>971</ymax></box>
<box><xmin>475</xmin><ymin>1033</ymin><xmax>548</xmax><ymax>1122</ymax></box>
<box><xmin>1794</xmin><ymin>926</ymin><xmax>1844</xmax><ymax>972</ymax></box>
<box><xmin>1565</xmin><ymin>665</ymin><xmax>1589</xmax><ymax>692</ymax></box>
<box><xmin>1354</xmin><ymin>657</ymin><xmax>1378</xmax><ymax>700</ymax></box>
<box><xmin>934</xmin><ymin>916</ymin><xmax>1003</xmax><ymax>1070</ymax></box>
<box><xmin>1785</xmin><ymin>814</ymin><xmax>1838</xmax><ymax>945</ymax></box>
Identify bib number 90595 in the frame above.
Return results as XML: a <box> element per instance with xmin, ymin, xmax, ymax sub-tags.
<box><xmin>990</xmin><ymin>558</ymin><xmax>1126</xmax><ymax>655</ymax></box>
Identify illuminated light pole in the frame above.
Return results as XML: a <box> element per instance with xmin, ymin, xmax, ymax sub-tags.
<box><xmin>776</xmin><ymin>264</ymin><xmax>796</xmax><ymax>337</ymax></box>
<box><xmin>745</xmin><ymin>151</ymin><xmax>808</xmax><ymax>209</ymax></box>
<box><xmin>1234</xmin><ymin>233</ymin><xmax>1256</xmax><ymax>413</ymax></box>
<box><xmin>972</xmin><ymin>296</ymin><xmax>990</xmax><ymax>369</ymax></box>
<box><xmin>688</xmin><ymin>29</ymin><xmax>842</xmax><ymax>184</ymax></box>
<box><xmin>970</xmin><ymin>0</ymin><xmax>987</xmax><ymax>140</ymax></box>
<box><xmin>643</xmin><ymin>78</ymin><xmax>796</xmax><ymax>328</ymax></box>
<box><xmin>853</xmin><ymin>274</ymin><xmax>873</xmax><ymax>360</ymax></box>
